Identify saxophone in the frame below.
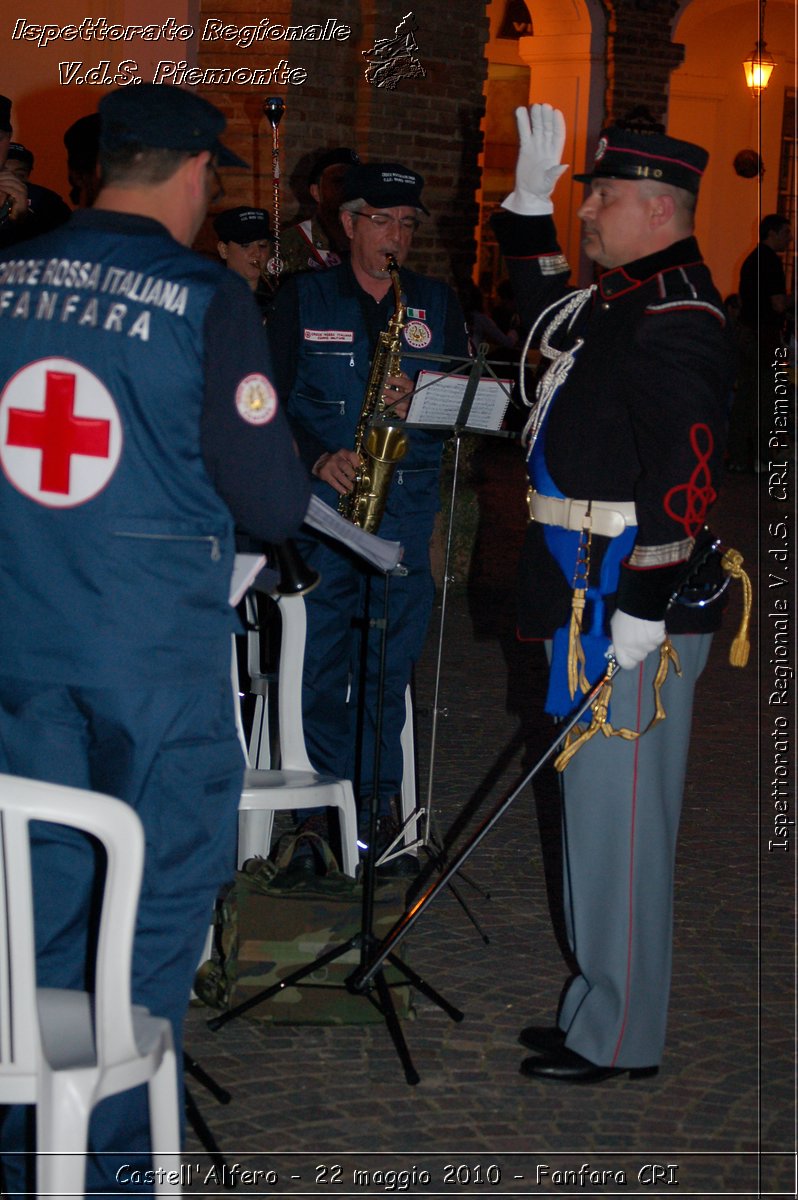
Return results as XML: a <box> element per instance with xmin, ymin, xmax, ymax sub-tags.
<box><xmin>339</xmin><ymin>255</ymin><xmax>410</xmax><ymax>533</ymax></box>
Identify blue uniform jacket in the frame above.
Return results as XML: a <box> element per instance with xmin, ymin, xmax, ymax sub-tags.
<box><xmin>268</xmin><ymin>260</ymin><xmax>468</xmax><ymax>524</ymax></box>
<box><xmin>0</xmin><ymin>210</ymin><xmax>309</xmax><ymax>687</ymax></box>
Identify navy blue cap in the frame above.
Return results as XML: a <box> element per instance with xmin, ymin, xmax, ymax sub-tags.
<box><xmin>342</xmin><ymin>161</ymin><xmax>428</xmax><ymax>214</ymax></box>
<box><xmin>213</xmin><ymin>206</ymin><xmax>271</xmax><ymax>243</ymax></box>
<box><xmin>99</xmin><ymin>84</ymin><xmax>248</xmax><ymax>168</ymax></box>
<box><xmin>574</xmin><ymin>127</ymin><xmax>708</xmax><ymax>195</ymax></box>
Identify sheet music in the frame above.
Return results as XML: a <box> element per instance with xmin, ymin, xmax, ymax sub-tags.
<box><xmin>407</xmin><ymin>371</ymin><xmax>512</xmax><ymax>432</ymax></box>
<box><xmin>229</xmin><ymin>553</ymin><xmax>267</xmax><ymax>606</ymax></box>
<box><xmin>304</xmin><ymin>494</ymin><xmax>403</xmax><ymax>573</ymax></box>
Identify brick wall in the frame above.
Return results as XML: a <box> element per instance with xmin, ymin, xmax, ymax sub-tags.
<box><xmin>603</xmin><ymin>0</ymin><xmax>686</xmax><ymax>124</ymax></box>
<box><xmin>197</xmin><ymin>0</ymin><xmax>490</xmax><ymax>291</ymax></box>
<box><xmin>196</xmin><ymin>0</ymin><xmax>695</xmax><ymax>281</ymax></box>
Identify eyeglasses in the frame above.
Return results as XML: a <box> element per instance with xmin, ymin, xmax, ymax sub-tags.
<box><xmin>353</xmin><ymin>212</ymin><xmax>420</xmax><ymax>233</ymax></box>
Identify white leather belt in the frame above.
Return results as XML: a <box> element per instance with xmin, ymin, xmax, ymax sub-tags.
<box><xmin>527</xmin><ymin>489</ymin><xmax>637</xmax><ymax>539</ymax></box>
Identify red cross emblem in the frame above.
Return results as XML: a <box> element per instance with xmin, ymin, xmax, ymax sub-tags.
<box><xmin>0</xmin><ymin>358</ymin><xmax>122</xmax><ymax>508</ymax></box>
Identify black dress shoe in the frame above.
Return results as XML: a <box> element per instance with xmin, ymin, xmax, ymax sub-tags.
<box><xmin>518</xmin><ymin>1025</ymin><xmax>566</xmax><ymax>1054</ymax></box>
<box><xmin>520</xmin><ymin>1047</ymin><xmax>658</xmax><ymax>1084</ymax></box>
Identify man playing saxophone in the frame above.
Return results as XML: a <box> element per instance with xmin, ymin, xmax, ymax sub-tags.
<box><xmin>267</xmin><ymin>161</ymin><xmax>468</xmax><ymax>874</ymax></box>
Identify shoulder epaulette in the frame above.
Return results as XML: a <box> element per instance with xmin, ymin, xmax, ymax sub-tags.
<box><xmin>645</xmin><ymin>267</ymin><xmax>725</xmax><ymax>323</ymax></box>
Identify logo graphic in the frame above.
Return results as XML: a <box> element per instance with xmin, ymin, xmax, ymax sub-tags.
<box><xmin>0</xmin><ymin>358</ymin><xmax>122</xmax><ymax>507</ymax></box>
<box><xmin>403</xmin><ymin>319</ymin><xmax>432</xmax><ymax>349</ymax></box>
<box><xmin>235</xmin><ymin>374</ymin><xmax>278</xmax><ymax>425</ymax></box>
<box><xmin>363</xmin><ymin>12</ymin><xmax>426</xmax><ymax>90</ymax></box>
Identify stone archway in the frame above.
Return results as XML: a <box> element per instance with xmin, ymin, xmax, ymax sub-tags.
<box><xmin>478</xmin><ymin>0</ymin><xmax>607</xmax><ymax>287</ymax></box>
<box><xmin>515</xmin><ymin>0</ymin><xmax>608</xmax><ymax>282</ymax></box>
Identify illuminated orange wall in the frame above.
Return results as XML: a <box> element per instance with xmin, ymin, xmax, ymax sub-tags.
<box><xmin>3</xmin><ymin>0</ymin><xmax>198</xmax><ymax>198</ymax></box>
<box><xmin>670</xmin><ymin>0</ymin><xmax>795</xmax><ymax>297</ymax></box>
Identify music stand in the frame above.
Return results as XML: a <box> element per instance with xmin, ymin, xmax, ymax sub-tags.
<box><xmin>387</xmin><ymin>346</ymin><xmax>515</xmax><ymax>862</ymax></box>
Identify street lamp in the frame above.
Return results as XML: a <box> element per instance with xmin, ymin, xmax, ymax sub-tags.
<box><xmin>743</xmin><ymin>0</ymin><xmax>776</xmax><ymax>96</ymax></box>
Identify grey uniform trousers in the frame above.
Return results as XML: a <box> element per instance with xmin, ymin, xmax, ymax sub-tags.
<box><xmin>555</xmin><ymin>633</ymin><xmax>712</xmax><ymax>1068</ymax></box>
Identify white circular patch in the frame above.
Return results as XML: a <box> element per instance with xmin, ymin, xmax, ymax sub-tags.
<box><xmin>235</xmin><ymin>373</ymin><xmax>278</xmax><ymax>425</ymax></box>
<box><xmin>403</xmin><ymin>319</ymin><xmax>432</xmax><ymax>349</ymax></box>
<box><xmin>595</xmin><ymin>137</ymin><xmax>608</xmax><ymax>163</ymax></box>
<box><xmin>0</xmin><ymin>357</ymin><xmax>122</xmax><ymax>508</ymax></box>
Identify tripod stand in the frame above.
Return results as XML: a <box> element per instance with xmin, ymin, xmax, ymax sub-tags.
<box><xmin>183</xmin><ymin>1051</ymin><xmax>232</xmax><ymax>1183</ymax></box>
<box><xmin>378</xmin><ymin>347</ymin><xmax>515</xmax><ymax>932</ymax></box>
<box><xmin>207</xmin><ymin>568</ymin><xmax>463</xmax><ymax>1084</ymax></box>
<box><xmin>348</xmin><ymin>660</ymin><xmax>620</xmax><ymax>997</ymax></box>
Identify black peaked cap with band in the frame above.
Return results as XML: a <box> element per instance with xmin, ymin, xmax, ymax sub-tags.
<box><xmin>341</xmin><ymin>161</ymin><xmax>429</xmax><ymax>214</ymax></box>
<box><xmin>99</xmin><ymin>83</ymin><xmax>249</xmax><ymax>169</ymax></box>
<box><xmin>573</xmin><ymin>126</ymin><xmax>708</xmax><ymax>194</ymax></box>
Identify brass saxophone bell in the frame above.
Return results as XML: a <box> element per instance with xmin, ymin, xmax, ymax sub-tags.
<box><xmin>270</xmin><ymin>540</ymin><xmax>320</xmax><ymax>596</ymax></box>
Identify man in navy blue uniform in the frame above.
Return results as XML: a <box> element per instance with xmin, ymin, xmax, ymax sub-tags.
<box><xmin>0</xmin><ymin>85</ymin><xmax>309</xmax><ymax>1191</ymax></box>
<box><xmin>491</xmin><ymin>107</ymin><xmax>732</xmax><ymax>1082</ymax></box>
<box><xmin>267</xmin><ymin>162</ymin><xmax>468</xmax><ymax>870</ymax></box>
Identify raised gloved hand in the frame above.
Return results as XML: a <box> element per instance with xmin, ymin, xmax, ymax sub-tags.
<box><xmin>609</xmin><ymin>610</ymin><xmax>666</xmax><ymax>670</ymax></box>
<box><xmin>501</xmin><ymin>103</ymin><xmax>568</xmax><ymax>216</ymax></box>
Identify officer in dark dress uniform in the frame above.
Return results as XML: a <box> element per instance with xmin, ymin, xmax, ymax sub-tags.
<box><xmin>491</xmin><ymin>106</ymin><xmax>733</xmax><ymax>1083</ymax></box>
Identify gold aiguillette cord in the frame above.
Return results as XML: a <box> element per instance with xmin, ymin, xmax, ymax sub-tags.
<box><xmin>554</xmin><ymin>639</ymin><xmax>682</xmax><ymax>772</ymax></box>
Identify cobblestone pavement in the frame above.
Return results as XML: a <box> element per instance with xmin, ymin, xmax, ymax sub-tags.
<box><xmin>182</xmin><ymin>442</ymin><xmax>793</xmax><ymax>1199</ymax></box>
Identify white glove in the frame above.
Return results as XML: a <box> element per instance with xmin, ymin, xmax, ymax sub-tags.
<box><xmin>501</xmin><ymin>103</ymin><xmax>569</xmax><ymax>216</ymax></box>
<box><xmin>609</xmin><ymin>610</ymin><xmax>666</xmax><ymax>671</ymax></box>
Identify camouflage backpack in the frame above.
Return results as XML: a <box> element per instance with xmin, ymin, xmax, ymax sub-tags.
<box><xmin>195</xmin><ymin>832</ymin><xmax>414</xmax><ymax>1025</ymax></box>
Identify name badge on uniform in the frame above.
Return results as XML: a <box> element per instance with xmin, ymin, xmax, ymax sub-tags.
<box><xmin>303</xmin><ymin>329</ymin><xmax>354</xmax><ymax>343</ymax></box>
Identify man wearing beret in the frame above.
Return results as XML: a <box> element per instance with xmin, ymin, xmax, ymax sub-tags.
<box><xmin>0</xmin><ymin>84</ymin><xmax>308</xmax><ymax>1190</ymax></box>
<box><xmin>491</xmin><ymin>108</ymin><xmax>732</xmax><ymax>1082</ymax></box>
<box><xmin>267</xmin><ymin>161</ymin><xmax>468</xmax><ymax>873</ymax></box>
<box><xmin>277</xmin><ymin>145</ymin><xmax>357</xmax><ymax>278</ymax></box>
<box><xmin>213</xmin><ymin>205</ymin><xmax>273</xmax><ymax>314</ymax></box>
<box><xmin>278</xmin><ymin>146</ymin><xmax>361</xmax><ymax>278</ymax></box>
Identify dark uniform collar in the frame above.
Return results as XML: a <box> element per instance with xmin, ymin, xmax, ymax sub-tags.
<box><xmin>597</xmin><ymin>236</ymin><xmax>703</xmax><ymax>300</ymax></box>
<box><xmin>68</xmin><ymin>208</ymin><xmax>175</xmax><ymax>240</ymax></box>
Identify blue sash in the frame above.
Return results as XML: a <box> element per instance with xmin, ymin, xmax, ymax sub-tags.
<box><xmin>529</xmin><ymin>428</ymin><xmax>636</xmax><ymax>718</ymax></box>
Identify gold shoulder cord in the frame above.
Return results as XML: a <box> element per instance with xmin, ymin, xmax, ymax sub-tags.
<box><xmin>554</xmin><ymin>545</ymin><xmax>752</xmax><ymax>773</ymax></box>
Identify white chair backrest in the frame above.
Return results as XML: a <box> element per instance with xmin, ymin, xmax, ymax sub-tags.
<box><xmin>273</xmin><ymin>593</ymin><xmax>315</xmax><ymax>773</ymax></box>
<box><xmin>0</xmin><ymin>775</ymin><xmax>145</xmax><ymax>1081</ymax></box>
<box><xmin>233</xmin><ymin>592</ymin><xmax>316</xmax><ymax>774</ymax></box>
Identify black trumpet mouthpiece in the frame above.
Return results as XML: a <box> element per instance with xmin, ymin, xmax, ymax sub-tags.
<box><xmin>264</xmin><ymin>96</ymin><xmax>285</xmax><ymax>127</ymax></box>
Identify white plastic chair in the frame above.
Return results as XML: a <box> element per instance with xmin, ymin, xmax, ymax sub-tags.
<box><xmin>0</xmin><ymin>773</ymin><xmax>181</xmax><ymax>1199</ymax></box>
<box><xmin>234</xmin><ymin>592</ymin><xmax>360</xmax><ymax>876</ymax></box>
